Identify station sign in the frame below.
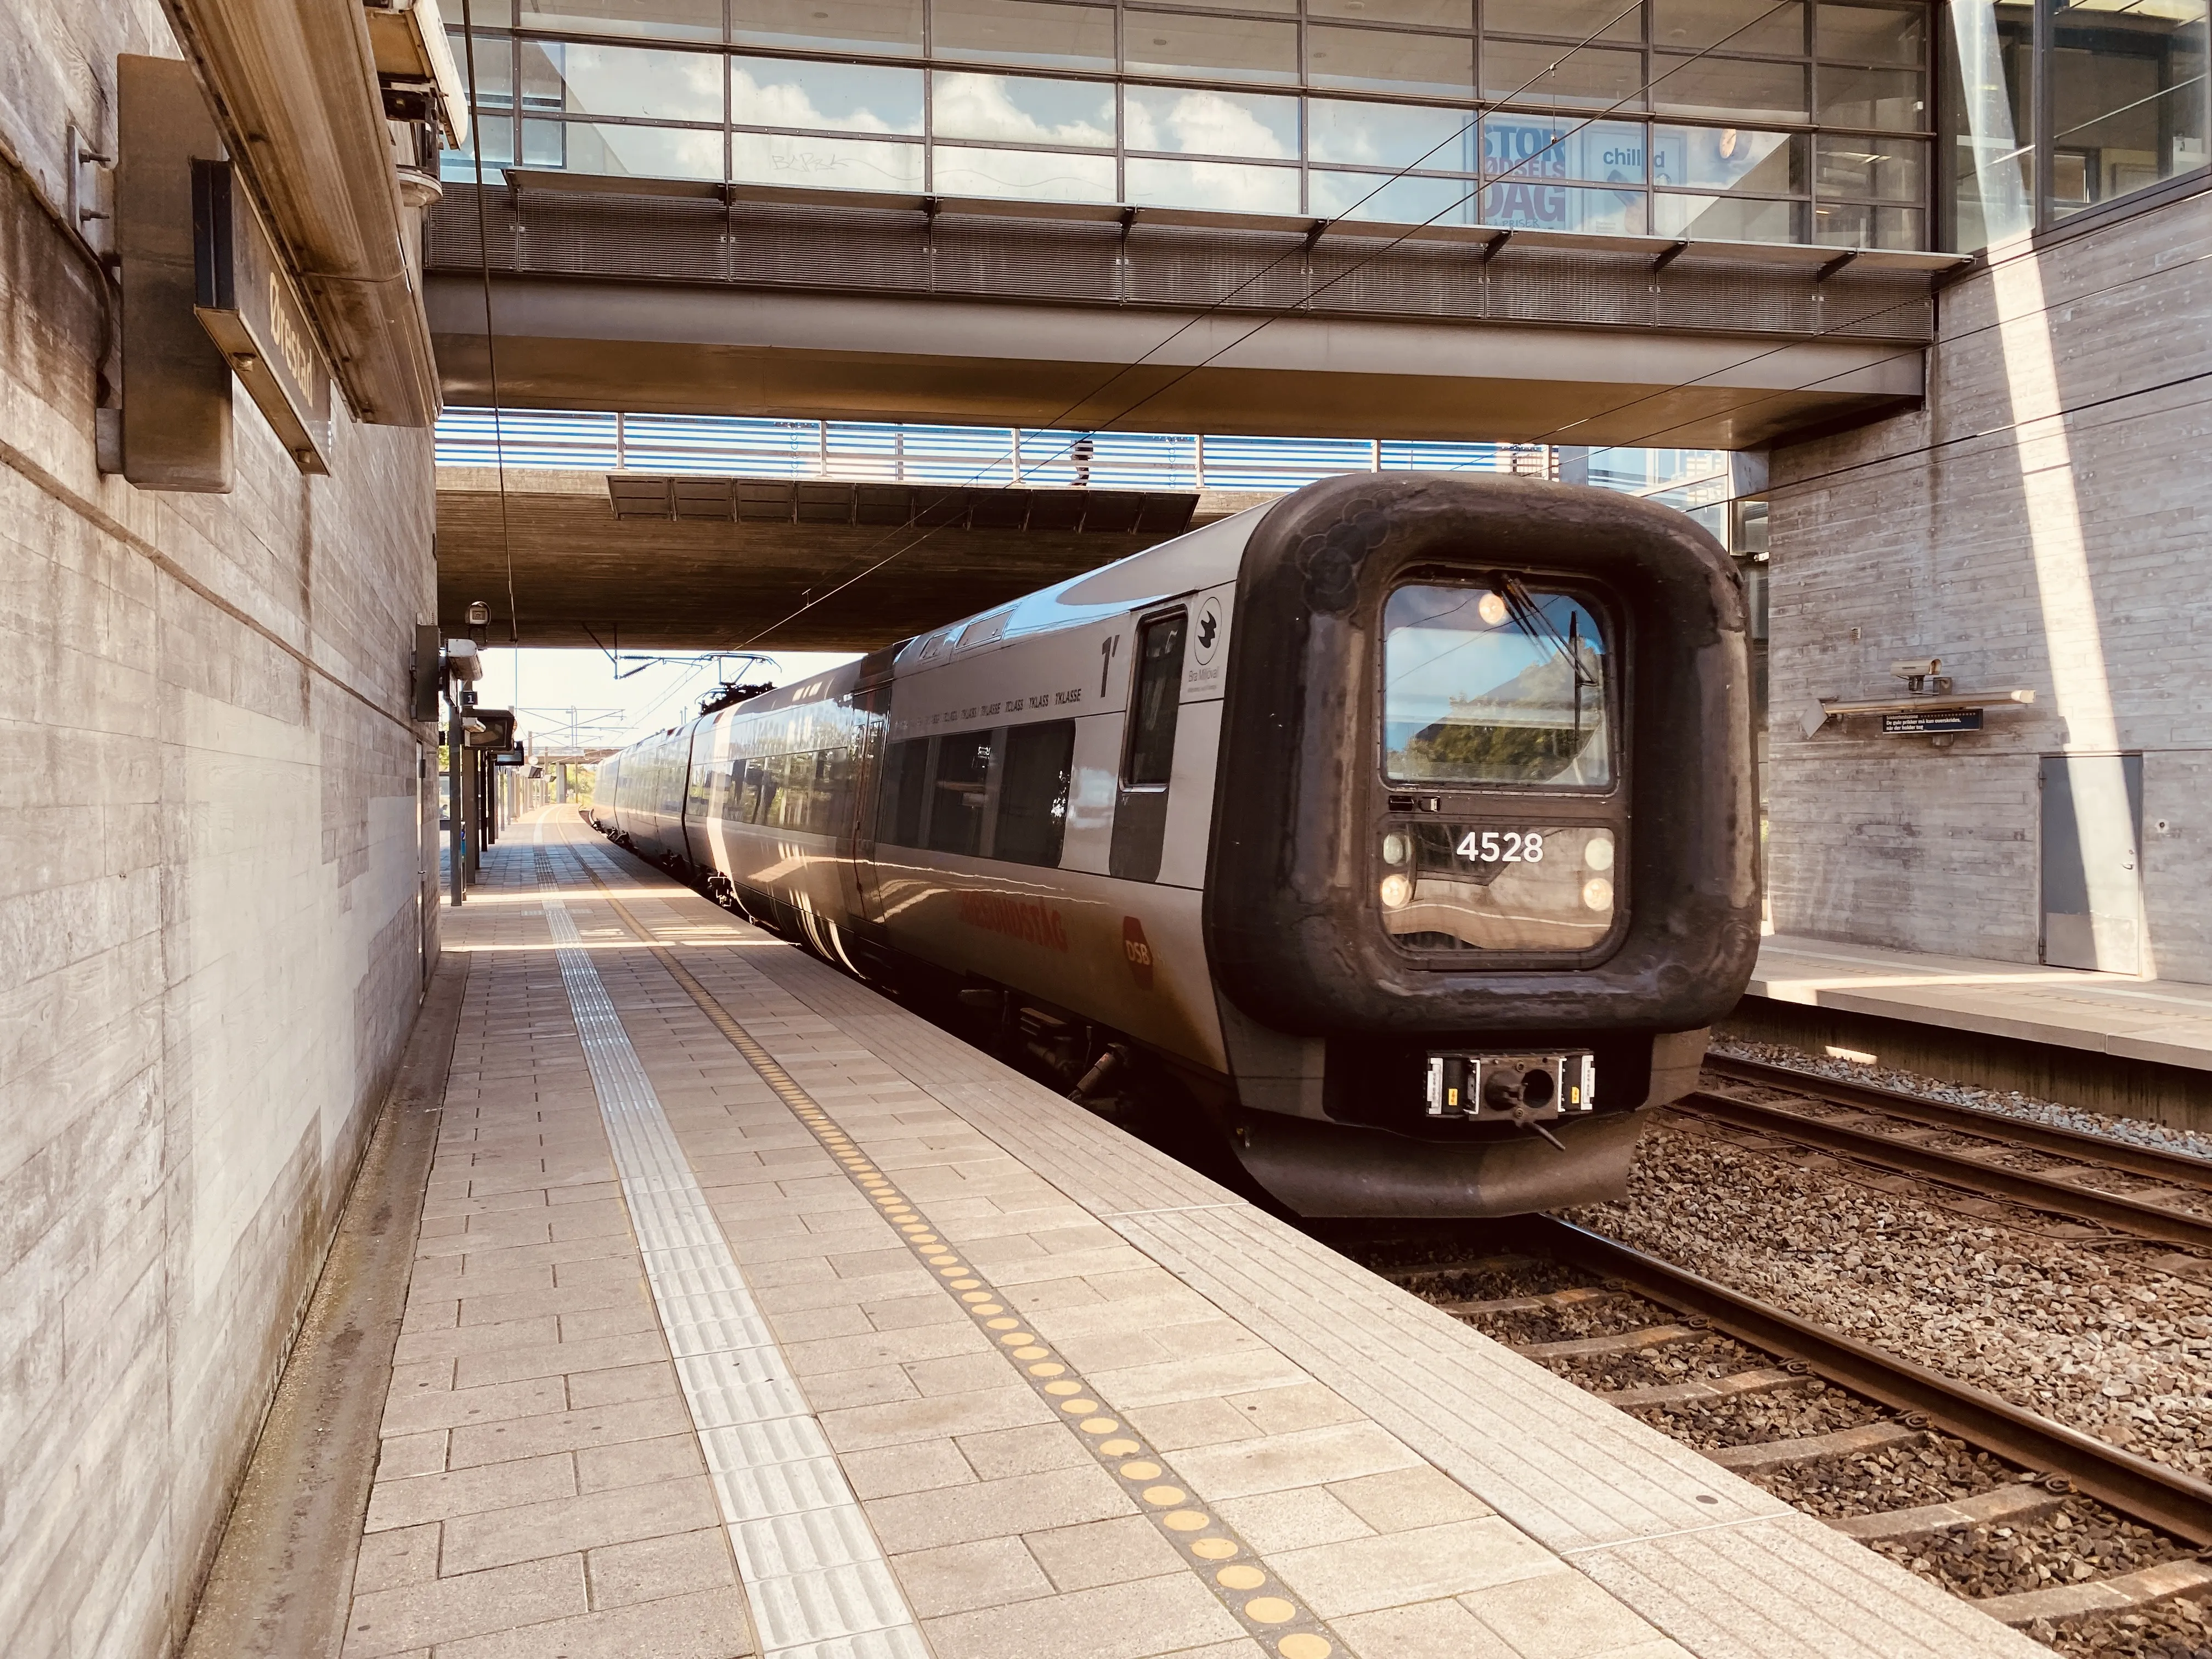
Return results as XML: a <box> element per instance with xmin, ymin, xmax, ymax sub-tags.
<box><xmin>1882</xmin><ymin>708</ymin><xmax>1984</xmax><ymax>735</ymax></box>
<box><xmin>191</xmin><ymin>160</ymin><xmax>333</xmax><ymax>475</ymax></box>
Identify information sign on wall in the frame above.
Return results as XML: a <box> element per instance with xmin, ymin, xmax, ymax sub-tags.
<box><xmin>1882</xmin><ymin>708</ymin><xmax>1984</xmax><ymax>735</ymax></box>
<box><xmin>191</xmin><ymin>160</ymin><xmax>334</xmax><ymax>474</ymax></box>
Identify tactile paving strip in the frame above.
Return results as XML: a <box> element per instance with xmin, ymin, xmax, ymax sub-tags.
<box><xmin>529</xmin><ymin>834</ymin><xmax>929</xmax><ymax>1659</ymax></box>
<box><xmin>571</xmin><ymin>848</ymin><xmax>1350</xmax><ymax>1659</ymax></box>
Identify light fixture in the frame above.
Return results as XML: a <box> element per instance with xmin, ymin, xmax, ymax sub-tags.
<box><xmin>1379</xmin><ymin>873</ymin><xmax>1412</xmax><ymax>909</ymax></box>
<box><xmin>1477</xmin><ymin>591</ymin><xmax>1509</xmax><ymax>627</ymax></box>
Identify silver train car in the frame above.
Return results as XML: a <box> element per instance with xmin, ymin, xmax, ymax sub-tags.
<box><xmin>590</xmin><ymin>472</ymin><xmax>1759</xmax><ymax>1217</ymax></box>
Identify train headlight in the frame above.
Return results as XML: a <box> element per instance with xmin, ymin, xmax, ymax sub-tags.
<box><xmin>1379</xmin><ymin>873</ymin><xmax>1413</xmax><ymax>909</ymax></box>
<box><xmin>1381</xmin><ymin>832</ymin><xmax>1409</xmax><ymax>867</ymax></box>
<box><xmin>1582</xmin><ymin>877</ymin><xmax>1614</xmax><ymax>911</ymax></box>
<box><xmin>1476</xmin><ymin>590</ymin><xmax>1509</xmax><ymax>627</ymax></box>
<box><xmin>1584</xmin><ymin>833</ymin><xmax>1615</xmax><ymax>872</ymax></box>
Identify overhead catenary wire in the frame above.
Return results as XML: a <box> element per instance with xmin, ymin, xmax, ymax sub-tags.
<box><xmin>729</xmin><ymin>0</ymin><xmax>1830</xmax><ymax>648</ymax></box>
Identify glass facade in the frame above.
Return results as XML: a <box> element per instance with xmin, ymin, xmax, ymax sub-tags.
<box><xmin>444</xmin><ymin>0</ymin><xmax>1936</xmax><ymax>246</ymax></box>
<box><xmin>1944</xmin><ymin>2</ymin><xmax>2208</xmax><ymax>249</ymax></box>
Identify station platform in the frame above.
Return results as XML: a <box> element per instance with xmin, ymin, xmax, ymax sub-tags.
<box><xmin>1748</xmin><ymin>935</ymin><xmax>2212</xmax><ymax>1074</ymax></box>
<box><xmin>332</xmin><ymin>810</ymin><xmax>2042</xmax><ymax>1659</ymax></box>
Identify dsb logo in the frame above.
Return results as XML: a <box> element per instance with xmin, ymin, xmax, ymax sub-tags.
<box><xmin>1121</xmin><ymin>916</ymin><xmax>1154</xmax><ymax>990</ymax></box>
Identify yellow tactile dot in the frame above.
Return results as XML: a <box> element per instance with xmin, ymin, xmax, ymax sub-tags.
<box><xmin>1026</xmin><ymin>1362</ymin><xmax>1064</xmax><ymax>1376</ymax></box>
<box><xmin>1278</xmin><ymin>1636</ymin><xmax>1332</xmax><ymax>1659</ymax></box>
<box><xmin>1190</xmin><ymin>1538</ymin><xmax>1237</xmax><ymax>1560</ymax></box>
<box><xmin>1244</xmin><ymin>1597</ymin><xmax>1296</xmax><ymax>1624</ymax></box>
<box><xmin>1142</xmin><ymin>1486</ymin><xmax>1186</xmax><ymax>1506</ymax></box>
<box><xmin>1014</xmin><ymin>1347</ymin><xmax>1051</xmax><ymax>1362</ymax></box>
<box><xmin>951</xmin><ymin>1279</ymin><xmax>981</xmax><ymax>1289</ymax></box>
<box><xmin>1163</xmin><ymin>1511</ymin><xmax>1210</xmax><ymax>1532</ymax></box>
<box><xmin>998</xmin><ymin>1332</ymin><xmax>1035</xmax><ymax>1346</ymax></box>
<box><xmin>938</xmin><ymin>1268</ymin><xmax>971</xmax><ymax>1280</ymax></box>
<box><xmin>907</xmin><ymin>1233</ymin><xmax>938</xmax><ymax>1244</ymax></box>
<box><xmin>1059</xmin><ymin>1399</ymin><xmax>1101</xmax><ymax>1414</ymax></box>
<box><xmin>1216</xmin><ymin>1566</ymin><xmax>1266</xmax><ymax>1591</ymax></box>
<box><xmin>986</xmin><ymin>1317</ymin><xmax>1019</xmax><ymax>1329</ymax></box>
<box><xmin>1118</xmin><ymin>1461</ymin><xmax>1162</xmax><ymax>1481</ymax></box>
<box><xmin>926</xmin><ymin>1254</ymin><xmax>958</xmax><ymax>1265</ymax></box>
<box><xmin>1098</xmin><ymin>1436</ymin><xmax>1139</xmax><ymax>1453</ymax></box>
<box><xmin>1043</xmin><ymin>1381</ymin><xmax>1082</xmax><ymax>1396</ymax></box>
<box><xmin>970</xmin><ymin>1304</ymin><xmax>1003</xmax><ymax>1316</ymax></box>
<box><xmin>961</xmin><ymin>1292</ymin><xmax>994</xmax><ymax>1304</ymax></box>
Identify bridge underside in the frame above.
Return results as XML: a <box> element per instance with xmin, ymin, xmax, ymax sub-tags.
<box><xmin>430</xmin><ymin>276</ymin><xmax>1924</xmax><ymax>451</ymax></box>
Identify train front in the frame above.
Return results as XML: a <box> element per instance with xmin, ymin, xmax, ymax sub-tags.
<box><xmin>1203</xmin><ymin>472</ymin><xmax>1760</xmax><ymax>1217</ymax></box>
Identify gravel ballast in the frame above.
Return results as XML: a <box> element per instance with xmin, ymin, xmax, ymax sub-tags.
<box><xmin>1564</xmin><ymin>1124</ymin><xmax>2212</xmax><ymax>1480</ymax></box>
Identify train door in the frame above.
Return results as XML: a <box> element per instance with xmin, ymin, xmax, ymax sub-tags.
<box><xmin>847</xmin><ymin>680</ymin><xmax>893</xmax><ymax>924</ymax></box>
<box><xmin>1110</xmin><ymin>607</ymin><xmax>1187</xmax><ymax>882</ymax></box>
<box><xmin>2039</xmin><ymin>753</ymin><xmax>2143</xmax><ymax>973</ymax></box>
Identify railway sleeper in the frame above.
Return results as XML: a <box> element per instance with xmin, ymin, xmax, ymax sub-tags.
<box><xmin>1706</xmin><ymin>1419</ymin><xmax>1923</xmax><ymax>1472</ymax></box>
<box><xmin>1603</xmin><ymin>1367</ymin><xmax>1805</xmax><ymax>1407</ymax></box>
<box><xmin>1515</xmin><ymin>1322</ymin><xmax>1697</xmax><ymax>1359</ymax></box>
<box><xmin>1973</xmin><ymin>1556</ymin><xmax>2212</xmax><ymax>1627</ymax></box>
<box><xmin>1828</xmin><ymin>1481</ymin><xmax>2067</xmax><ymax>1542</ymax></box>
<box><xmin>1437</xmin><ymin>1285</ymin><xmax>1618</xmax><ymax>1317</ymax></box>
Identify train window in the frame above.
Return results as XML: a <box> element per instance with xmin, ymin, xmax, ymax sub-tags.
<box><xmin>879</xmin><ymin>737</ymin><xmax>930</xmax><ymax>847</ymax></box>
<box><xmin>1124</xmin><ymin>610</ymin><xmax>1187</xmax><ymax>786</ymax></box>
<box><xmin>928</xmin><ymin>731</ymin><xmax>993</xmax><ymax>856</ymax></box>
<box><xmin>1383</xmin><ymin>583</ymin><xmax>1611</xmax><ymax>788</ymax></box>
<box><xmin>995</xmin><ymin>720</ymin><xmax>1075</xmax><ymax>867</ymax></box>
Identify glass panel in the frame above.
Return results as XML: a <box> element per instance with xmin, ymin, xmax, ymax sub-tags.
<box><xmin>1311</xmin><ymin>26</ymin><xmax>1475</xmax><ymax>94</ymax></box>
<box><xmin>1382</xmin><ymin>584</ymin><xmax>1610</xmax><ymax>787</ymax></box>
<box><xmin>1485</xmin><ymin>1</ymin><xmax>1644</xmax><ymax>44</ymax></box>
<box><xmin>1479</xmin><ymin>179</ymin><xmax>1645</xmax><ymax>229</ymax></box>
<box><xmin>1125</xmin><ymin>613</ymin><xmax>1187</xmax><ymax>786</ymax></box>
<box><xmin>735</xmin><ymin>59</ymin><xmax>923</xmax><ymax>133</ymax></box>
<box><xmin>733</xmin><ymin>0</ymin><xmax>924</xmax><ymax>55</ymax></box>
<box><xmin>931</xmin><ymin>143</ymin><xmax>1117</xmax><ymax>198</ymax></box>
<box><xmin>934</xmin><ymin>0</ymin><xmax>1115</xmax><ymax>69</ymax></box>
<box><xmin>1482</xmin><ymin>40</ymin><xmax>1645</xmax><ymax>107</ymax></box>
<box><xmin>1818</xmin><ymin>63</ymin><xmax>1928</xmax><ymax>128</ymax></box>
<box><xmin>1126</xmin><ymin>14</ymin><xmax>1301</xmax><ymax>84</ymax></box>
<box><xmin>927</xmin><ymin>732</ymin><xmax>993</xmax><ymax>855</ymax></box>
<box><xmin>1651</xmin><ymin>0</ymin><xmax>1807</xmax><ymax>54</ymax></box>
<box><xmin>1653</xmin><ymin>125</ymin><xmax>1801</xmax><ymax>190</ymax></box>
<box><xmin>1654</xmin><ymin>189</ymin><xmax>1803</xmax><ymax>238</ymax></box>
<box><xmin>1652</xmin><ymin>52</ymin><xmax>1808</xmax><ymax>119</ymax></box>
<box><xmin>441</xmin><ymin>121</ymin><xmax>517</xmax><ymax>181</ymax></box>
<box><xmin>934</xmin><ymin>72</ymin><xmax>1114</xmax><ymax>145</ymax></box>
<box><xmin>1127</xmin><ymin>86</ymin><xmax>1299</xmax><ymax>157</ymax></box>
<box><xmin>1309</xmin><ymin>0</ymin><xmax>1472</xmax><ymax>29</ymax></box>
<box><xmin>995</xmin><ymin>720</ymin><xmax>1076</xmax><ymax>866</ymax></box>
<box><xmin>517</xmin><ymin>0</ymin><xmax>724</xmax><ymax>42</ymax></box>
<box><xmin>1942</xmin><ymin>1</ymin><xmax>2032</xmax><ymax>249</ymax></box>
<box><xmin>1310</xmin><ymin>168</ymin><xmax>1480</xmax><ymax>220</ymax></box>
<box><xmin>1310</xmin><ymin>98</ymin><xmax>1477</xmax><ymax>170</ymax></box>
<box><xmin>1483</xmin><ymin>115</ymin><xmax>1650</xmax><ymax>182</ymax></box>
<box><xmin>2048</xmin><ymin>0</ymin><xmax>2209</xmax><ymax>220</ymax></box>
<box><xmin>1815</xmin><ymin>131</ymin><xmax>1923</xmax><ymax>198</ymax></box>
<box><xmin>517</xmin><ymin>40</ymin><xmax>724</xmax><ymax>122</ymax></box>
<box><xmin>733</xmin><ymin>129</ymin><xmax>924</xmax><ymax>188</ymax></box>
<box><xmin>450</xmin><ymin>31</ymin><xmax>515</xmax><ymax>104</ymax></box>
<box><xmin>1818</xmin><ymin>2</ymin><xmax>1925</xmax><ymax>64</ymax></box>
<box><xmin>1382</xmin><ymin>823</ymin><xmax>1617</xmax><ymax>952</ymax></box>
<box><xmin>1812</xmin><ymin>199</ymin><xmax>1923</xmax><ymax>245</ymax></box>
<box><xmin>879</xmin><ymin>738</ymin><xmax>930</xmax><ymax>844</ymax></box>
<box><xmin>1128</xmin><ymin>155</ymin><xmax>1303</xmax><ymax>208</ymax></box>
<box><xmin>527</xmin><ymin>120</ymin><xmax>725</xmax><ymax>177</ymax></box>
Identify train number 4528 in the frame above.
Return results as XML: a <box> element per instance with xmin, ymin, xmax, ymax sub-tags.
<box><xmin>1455</xmin><ymin>830</ymin><xmax>1544</xmax><ymax>863</ymax></box>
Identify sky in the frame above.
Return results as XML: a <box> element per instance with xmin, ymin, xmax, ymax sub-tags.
<box><xmin>479</xmin><ymin>647</ymin><xmax>860</xmax><ymax>754</ymax></box>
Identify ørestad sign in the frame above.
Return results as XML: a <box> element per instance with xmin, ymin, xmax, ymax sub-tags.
<box><xmin>191</xmin><ymin>160</ymin><xmax>333</xmax><ymax>475</ymax></box>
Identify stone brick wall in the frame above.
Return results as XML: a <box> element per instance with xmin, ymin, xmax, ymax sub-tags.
<box><xmin>1765</xmin><ymin>185</ymin><xmax>2212</xmax><ymax>983</ymax></box>
<box><xmin>0</xmin><ymin>7</ymin><xmax>439</xmax><ymax>1655</ymax></box>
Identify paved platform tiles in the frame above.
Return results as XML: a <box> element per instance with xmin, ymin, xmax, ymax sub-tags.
<box><xmin>1752</xmin><ymin>934</ymin><xmax>2212</xmax><ymax>1072</ymax></box>
<box><xmin>347</xmin><ymin>809</ymin><xmax>2045</xmax><ymax>1659</ymax></box>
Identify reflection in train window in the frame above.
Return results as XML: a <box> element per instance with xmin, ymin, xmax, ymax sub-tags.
<box><xmin>879</xmin><ymin>737</ymin><xmax>930</xmax><ymax>846</ymax></box>
<box><xmin>996</xmin><ymin>719</ymin><xmax>1075</xmax><ymax>866</ymax></box>
<box><xmin>1125</xmin><ymin>610</ymin><xmax>1187</xmax><ymax>786</ymax></box>
<box><xmin>1383</xmin><ymin>583</ymin><xmax>1611</xmax><ymax>788</ymax></box>
<box><xmin>929</xmin><ymin>731</ymin><xmax>994</xmax><ymax>855</ymax></box>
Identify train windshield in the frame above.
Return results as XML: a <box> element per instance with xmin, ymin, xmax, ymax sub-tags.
<box><xmin>1382</xmin><ymin>583</ymin><xmax>1610</xmax><ymax>788</ymax></box>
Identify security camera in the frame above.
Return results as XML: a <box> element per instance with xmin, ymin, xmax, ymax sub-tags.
<box><xmin>1890</xmin><ymin>658</ymin><xmax>1940</xmax><ymax>679</ymax></box>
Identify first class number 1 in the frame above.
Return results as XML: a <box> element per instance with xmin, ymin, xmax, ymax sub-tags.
<box><xmin>1457</xmin><ymin>830</ymin><xmax>1544</xmax><ymax>863</ymax></box>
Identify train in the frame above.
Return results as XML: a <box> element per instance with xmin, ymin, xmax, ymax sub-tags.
<box><xmin>589</xmin><ymin>471</ymin><xmax>1760</xmax><ymax>1217</ymax></box>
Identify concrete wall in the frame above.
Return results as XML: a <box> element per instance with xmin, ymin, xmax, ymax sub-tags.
<box><xmin>1764</xmin><ymin>184</ymin><xmax>2212</xmax><ymax>983</ymax></box>
<box><xmin>0</xmin><ymin>7</ymin><xmax>440</xmax><ymax>1655</ymax></box>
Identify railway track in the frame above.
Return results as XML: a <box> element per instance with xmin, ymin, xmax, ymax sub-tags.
<box><xmin>1349</xmin><ymin>1218</ymin><xmax>2212</xmax><ymax>1647</ymax></box>
<box><xmin>1672</xmin><ymin>1057</ymin><xmax>2212</xmax><ymax>1255</ymax></box>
